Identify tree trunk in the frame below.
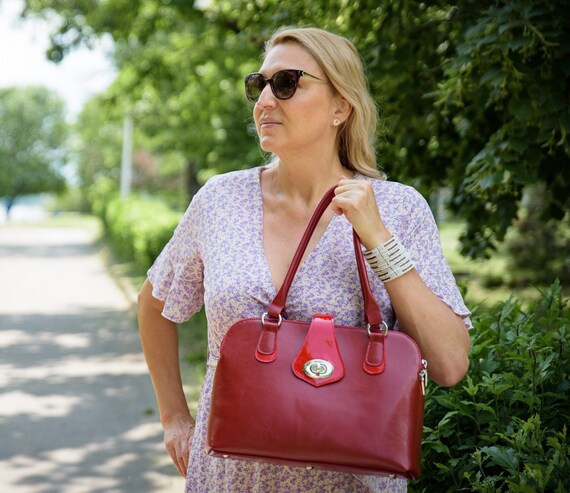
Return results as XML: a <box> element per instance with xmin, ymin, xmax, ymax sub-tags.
<box><xmin>185</xmin><ymin>160</ymin><xmax>201</xmax><ymax>200</ymax></box>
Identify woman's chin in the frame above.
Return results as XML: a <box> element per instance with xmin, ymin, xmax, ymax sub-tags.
<box><xmin>259</xmin><ymin>139</ymin><xmax>280</xmax><ymax>154</ymax></box>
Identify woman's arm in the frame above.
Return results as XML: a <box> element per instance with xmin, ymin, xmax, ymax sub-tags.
<box><xmin>138</xmin><ymin>278</ymin><xmax>196</xmax><ymax>476</ymax></box>
<box><xmin>382</xmin><ymin>271</ymin><xmax>470</xmax><ymax>386</ymax></box>
<box><xmin>332</xmin><ymin>178</ymin><xmax>470</xmax><ymax>387</ymax></box>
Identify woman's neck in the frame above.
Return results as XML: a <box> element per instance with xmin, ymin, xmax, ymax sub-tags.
<box><xmin>267</xmin><ymin>153</ymin><xmax>353</xmax><ymax>206</ymax></box>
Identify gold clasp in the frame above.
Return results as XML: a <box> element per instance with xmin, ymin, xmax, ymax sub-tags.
<box><xmin>303</xmin><ymin>359</ymin><xmax>334</xmax><ymax>379</ymax></box>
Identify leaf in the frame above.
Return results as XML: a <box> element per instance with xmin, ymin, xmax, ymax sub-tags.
<box><xmin>505</xmin><ymin>37</ymin><xmax>529</xmax><ymax>51</ymax></box>
<box><xmin>498</xmin><ymin>19</ymin><xmax>526</xmax><ymax>35</ymax></box>
<box><xmin>505</xmin><ymin>482</ymin><xmax>539</xmax><ymax>493</ymax></box>
<box><xmin>480</xmin><ymin>67</ymin><xmax>506</xmax><ymax>86</ymax></box>
<box><xmin>480</xmin><ymin>446</ymin><xmax>519</xmax><ymax>472</ymax></box>
<box><xmin>465</xmin><ymin>21</ymin><xmax>489</xmax><ymax>39</ymax></box>
<box><xmin>509</xmin><ymin>98</ymin><xmax>534</xmax><ymax>121</ymax></box>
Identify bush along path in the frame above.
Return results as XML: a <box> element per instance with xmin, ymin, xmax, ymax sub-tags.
<box><xmin>411</xmin><ymin>280</ymin><xmax>570</xmax><ymax>493</ymax></box>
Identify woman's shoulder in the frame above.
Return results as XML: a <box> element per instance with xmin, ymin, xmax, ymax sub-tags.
<box><xmin>196</xmin><ymin>166</ymin><xmax>260</xmax><ymax>198</ymax></box>
<box><xmin>196</xmin><ymin>168</ymin><xmax>259</xmax><ymax>193</ymax></box>
<box><xmin>186</xmin><ymin>167</ymin><xmax>260</xmax><ymax>220</ymax></box>
<box><xmin>359</xmin><ymin>175</ymin><xmax>435</xmax><ymax>237</ymax></box>
<box><xmin>360</xmin><ymin>175</ymin><xmax>428</xmax><ymax>208</ymax></box>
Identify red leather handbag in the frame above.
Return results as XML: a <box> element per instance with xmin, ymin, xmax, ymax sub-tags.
<box><xmin>207</xmin><ymin>187</ymin><xmax>428</xmax><ymax>479</ymax></box>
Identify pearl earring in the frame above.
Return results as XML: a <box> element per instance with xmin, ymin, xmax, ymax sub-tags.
<box><xmin>333</xmin><ymin>119</ymin><xmax>341</xmax><ymax>126</ymax></box>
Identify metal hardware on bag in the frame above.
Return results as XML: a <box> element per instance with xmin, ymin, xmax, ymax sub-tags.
<box><xmin>303</xmin><ymin>359</ymin><xmax>334</xmax><ymax>379</ymax></box>
<box><xmin>419</xmin><ymin>359</ymin><xmax>428</xmax><ymax>395</ymax></box>
<box><xmin>367</xmin><ymin>320</ymin><xmax>388</xmax><ymax>337</ymax></box>
<box><xmin>261</xmin><ymin>312</ymin><xmax>283</xmax><ymax>328</ymax></box>
<box><xmin>306</xmin><ymin>466</ymin><xmax>313</xmax><ymax>470</ymax></box>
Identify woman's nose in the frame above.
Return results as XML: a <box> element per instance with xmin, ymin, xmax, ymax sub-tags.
<box><xmin>256</xmin><ymin>83</ymin><xmax>277</xmax><ymax>108</ymax></box>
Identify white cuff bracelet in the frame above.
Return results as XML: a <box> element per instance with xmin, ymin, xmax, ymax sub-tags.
<box><xmin>363</xmin><ymin>236</ymin><xmax>414</xmax><ymax>283</ymax></box>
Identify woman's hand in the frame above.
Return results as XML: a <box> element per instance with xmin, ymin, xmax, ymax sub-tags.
<box><xmin>332</xmin><ymin>180</ymin><xmax>470</xmax><ymax>386</ymax></box>
<box><xmin>163</xmin><ymin>413</ymin><xmax>196</xmax><ymax>477</ymax></box>
<box><xmin>332</xmin><ymin>177</ymin><xmax>391</xmax><ymax>250</ymax></box>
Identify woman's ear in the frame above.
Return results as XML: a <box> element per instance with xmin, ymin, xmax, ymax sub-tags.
<box><xmin>333</xmin><ymin>96</ymin><xmax>352</xmax><ymax>124</ymax></box>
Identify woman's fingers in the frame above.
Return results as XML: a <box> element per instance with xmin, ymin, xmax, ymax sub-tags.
<box><xmin>165</xmin><ymin>434</ymin><xmax>186</xmax><ymax>476</ymax></box>
<box><xmin>163</xmin><ymin>416</ymin><xmax>196</xmax><ymax>477</ymax></box>
<box><xmin>333</xmin><ymin>178</ymin><xmax>391</xmax><ymax>249</ymax></box>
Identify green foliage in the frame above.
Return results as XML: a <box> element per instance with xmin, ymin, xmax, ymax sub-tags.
<box><xmin>103</xmin><ymin>194</ymin><xmax>181</xmax><ymax>270</ymax></box>
<box><xmin>73</xmin><ymin>96</ymin><xmax>123</xmax><ymax>206</ymax></box>
<box><xmin>0</xmin><ymin>86</ymin><xmax>68</xmax><ymax>201</ymax></box>
<box><xmin>438</xmin><ymin>0</ymin><xmax>570</xmax><ymax>257</ymax></box>
<box><xmin>506</xmin><ymin>187</ymin><xmax>570</xmax><ymax>284</ymax></box>
<box><xmin>411</xmin><ymin>281</ymin><xmax>570</xmax><ymax>491</ymax></box>
<box><xmin>74</xmin><ymin>95</ymin><xmax>190</xmax><ymax>209</ymax></box>
<box><xmin>22</xmin><ymin>0</ymin><xmax>570</xmax><ymax>258</ymax></box>
<box><xmin>87</xmin><ymin>175</ymin><xmax>119</xmax><ymax>225</ymax></box>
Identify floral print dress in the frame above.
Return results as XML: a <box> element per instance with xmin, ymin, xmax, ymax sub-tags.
<box><xmin>148</xmin><ymin>166</ymin><xmax>471</xmax><ymax>493</ymax></box>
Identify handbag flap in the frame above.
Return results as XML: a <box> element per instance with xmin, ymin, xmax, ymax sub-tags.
<box><xmin>292</xmin><ymin>314</ymin><xmax>345</xmax><ymax>387</ymax></box>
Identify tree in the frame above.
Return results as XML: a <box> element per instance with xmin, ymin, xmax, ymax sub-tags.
<box><xmin>435</xmin><ymin>0</ymin><xmax>570</xmax><ymax>257</ymax></box>
<box><xmin>0</xmin><ymin>86</ymin><xmax>67</xmax><ymax>215</ymax></box>
<box><xmin>74</xmin><ymin>94</ymin><xmax>190</xmax><ymax>210</ymax></box>
<box><xmin>23</xmin><ymin>0</ymin><xmax>259</xmax><ymax>199</ymax></box>
<box><xmin>22</xmin><ymin>0</ymin><xmax>570</xmax><ymax>257</ymax></box>
<box><xmin>218</xmin><ymin>0</ymin><xmax>569</xmax><ymax>257</ymax></box>
<box><xmin>72</xmin><ymin>95</ymin><xmax>123</xmax><ymax>206</ymax></box>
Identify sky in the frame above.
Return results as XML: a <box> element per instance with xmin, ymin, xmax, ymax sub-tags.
<box><xmin>0</xmin><ymin>0</ymin><xmax>117</xmax><ymax>120</ymax></box>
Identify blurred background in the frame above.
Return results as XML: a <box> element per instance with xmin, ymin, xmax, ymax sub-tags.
<box><xmin>0</xmin><ymin>0</ymin><xmax>568</xmax><ymax>491</ymax></box>
<box><xmin>1</xmin><ymin>0</ymin><xmax>568</xmax><ymax>302</ymax></box>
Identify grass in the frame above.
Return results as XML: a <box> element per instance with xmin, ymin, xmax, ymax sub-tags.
<box><xmin>438</xmin><ymin>221</ymin><xmax>561</xmax><ymax>309</ymax></box>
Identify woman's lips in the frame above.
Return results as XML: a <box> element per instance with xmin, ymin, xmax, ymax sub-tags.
<box><xmin>260</xmin><ymin>121</ymin><xmax>280</xmax><ymax>127</ymax></box>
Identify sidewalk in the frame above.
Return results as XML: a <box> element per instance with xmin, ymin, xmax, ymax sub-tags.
<box><xmin>0</xmin><ymin>221</ymin><xmax>185</xmax><ymax>492</ymax></box>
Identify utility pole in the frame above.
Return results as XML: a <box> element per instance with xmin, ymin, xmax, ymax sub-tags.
<box><xmin>120</xmin><ymin>113</ymin><xmax>133</xmax><ymax>198</ymax></box>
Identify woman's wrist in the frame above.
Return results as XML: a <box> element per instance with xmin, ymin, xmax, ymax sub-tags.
<box><xmin>160</xmin><ymin>409</ymin><xmax>193</xmax><ymax>427</ymax></box>
<box><xmin>364</xmin><ymin>236</ymin><xmax>414</xmax><ymax>283</ymax></box>
<box><xmin>358</xmin><ymin>227</ymin><xmax>392</xmax><ymax>251</ymax></box>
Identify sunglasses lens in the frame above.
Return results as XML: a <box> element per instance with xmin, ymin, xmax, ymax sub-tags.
<box><xmin>245</xmin><ymin>73</ymin><xmax>265</xmax><ymax>102</ymax></box>
<box><xmin>273</xmin><ymin>70</ymin><xmax>298</xmax><ymax>99</ymax></box>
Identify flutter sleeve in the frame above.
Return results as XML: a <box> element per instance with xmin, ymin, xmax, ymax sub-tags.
<box><xmin>400</xmin><ymin>189</ymin><xmax>473</xmax><ymax>329</ymax></box>
<box><xmin>147</xmin><ymin>191</ymin><xmax>205</xmax><ymax>324</ymax></box>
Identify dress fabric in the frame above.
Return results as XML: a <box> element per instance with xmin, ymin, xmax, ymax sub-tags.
<box><xmin>148</xmin><ymin>166</ymin><xmax>471</xmax><ymax>493</ymax></box>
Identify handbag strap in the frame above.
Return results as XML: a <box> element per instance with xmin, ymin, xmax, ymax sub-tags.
<box><xmin>266</xmin><ymin>186</ymin><xmax>384</xmax><ymax>330</ymax></box>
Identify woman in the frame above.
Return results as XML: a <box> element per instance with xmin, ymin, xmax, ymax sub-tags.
<box><xmin>138</xmin><ymin>26</ymin><xmax>471</xmax><ymax>492</ymax></box>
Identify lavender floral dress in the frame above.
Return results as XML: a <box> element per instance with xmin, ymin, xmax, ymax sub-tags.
<box><xmin>148</xmin><ymin>166</ymin><xmax>471</xmax><ymax>493</ymax></box>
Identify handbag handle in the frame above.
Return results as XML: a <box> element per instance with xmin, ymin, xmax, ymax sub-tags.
<box><xmin>266</xmin><ymin>186</ymin><xmax>384</xmax><ymax>330</ymax></box>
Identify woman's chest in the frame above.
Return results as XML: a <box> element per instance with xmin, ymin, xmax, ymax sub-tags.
<box><xmin>200</xmin><ymin>209</ymin><xmax>394</xmax><ymax>328</ymax></box>
<box><xmin>262</xmin><ymin>206</ymin><xmax>336</xmax><ymax>293</ymax></box>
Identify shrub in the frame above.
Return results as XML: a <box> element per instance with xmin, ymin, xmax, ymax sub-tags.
<box><xmin>411</xmin><ymin>281</ymin><xmax>569</xmax><ymax>492</ymax></box>
<box><xmin>88</xmin><ymin>176</ymin><xmax>118</xmax><ymax>224</ymax></box>
<box><xmin>104</xmin><ymin>195</ymin><xmax>181</xmax><ymax>271</ymax></box>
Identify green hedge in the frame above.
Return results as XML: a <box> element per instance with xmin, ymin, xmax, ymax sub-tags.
<box><xmin>103</xmin><ymin>195</ymin><xmax>182</xmax><ymax>271</ymax></box>
<box><xmin>412</xmin><ymin>281</ymin><xmax>569</xmax><ymax>492</ymax></box>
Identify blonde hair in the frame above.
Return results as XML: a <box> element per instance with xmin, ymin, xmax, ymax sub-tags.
<box><xmin>264</xmin><ymin>26</ymin><xmax>383</xmax><ymax>179</ymax></box>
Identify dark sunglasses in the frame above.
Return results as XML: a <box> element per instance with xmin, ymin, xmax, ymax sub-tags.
<box><xmin>244</xmin><ymin>69</ymin><xmax>326</xmax><ymax>103</ymax></box>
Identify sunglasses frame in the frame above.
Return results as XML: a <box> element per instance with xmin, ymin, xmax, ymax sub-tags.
<box><xmin>244</xmin><ymin>69</ymin><xmax>326</xmax><ymax>103</ymax></box>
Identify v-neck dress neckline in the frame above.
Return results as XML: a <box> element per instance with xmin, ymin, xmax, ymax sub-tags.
<box><xmin>254</xmin><ymin>166</ymin><xmax>363</xmax><ymax>296</ymax></box>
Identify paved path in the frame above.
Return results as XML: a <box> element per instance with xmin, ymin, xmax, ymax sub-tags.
<box><xmin>0</xmin><ymin>223</ymin><xmax>185</xmax><ymax>492</ymax></box>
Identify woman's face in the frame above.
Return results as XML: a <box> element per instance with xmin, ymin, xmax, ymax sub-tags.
<box><xmin>253</xmin><ymin>43</ymin><xmax>339</xmax><ymax>157</ymax></box>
